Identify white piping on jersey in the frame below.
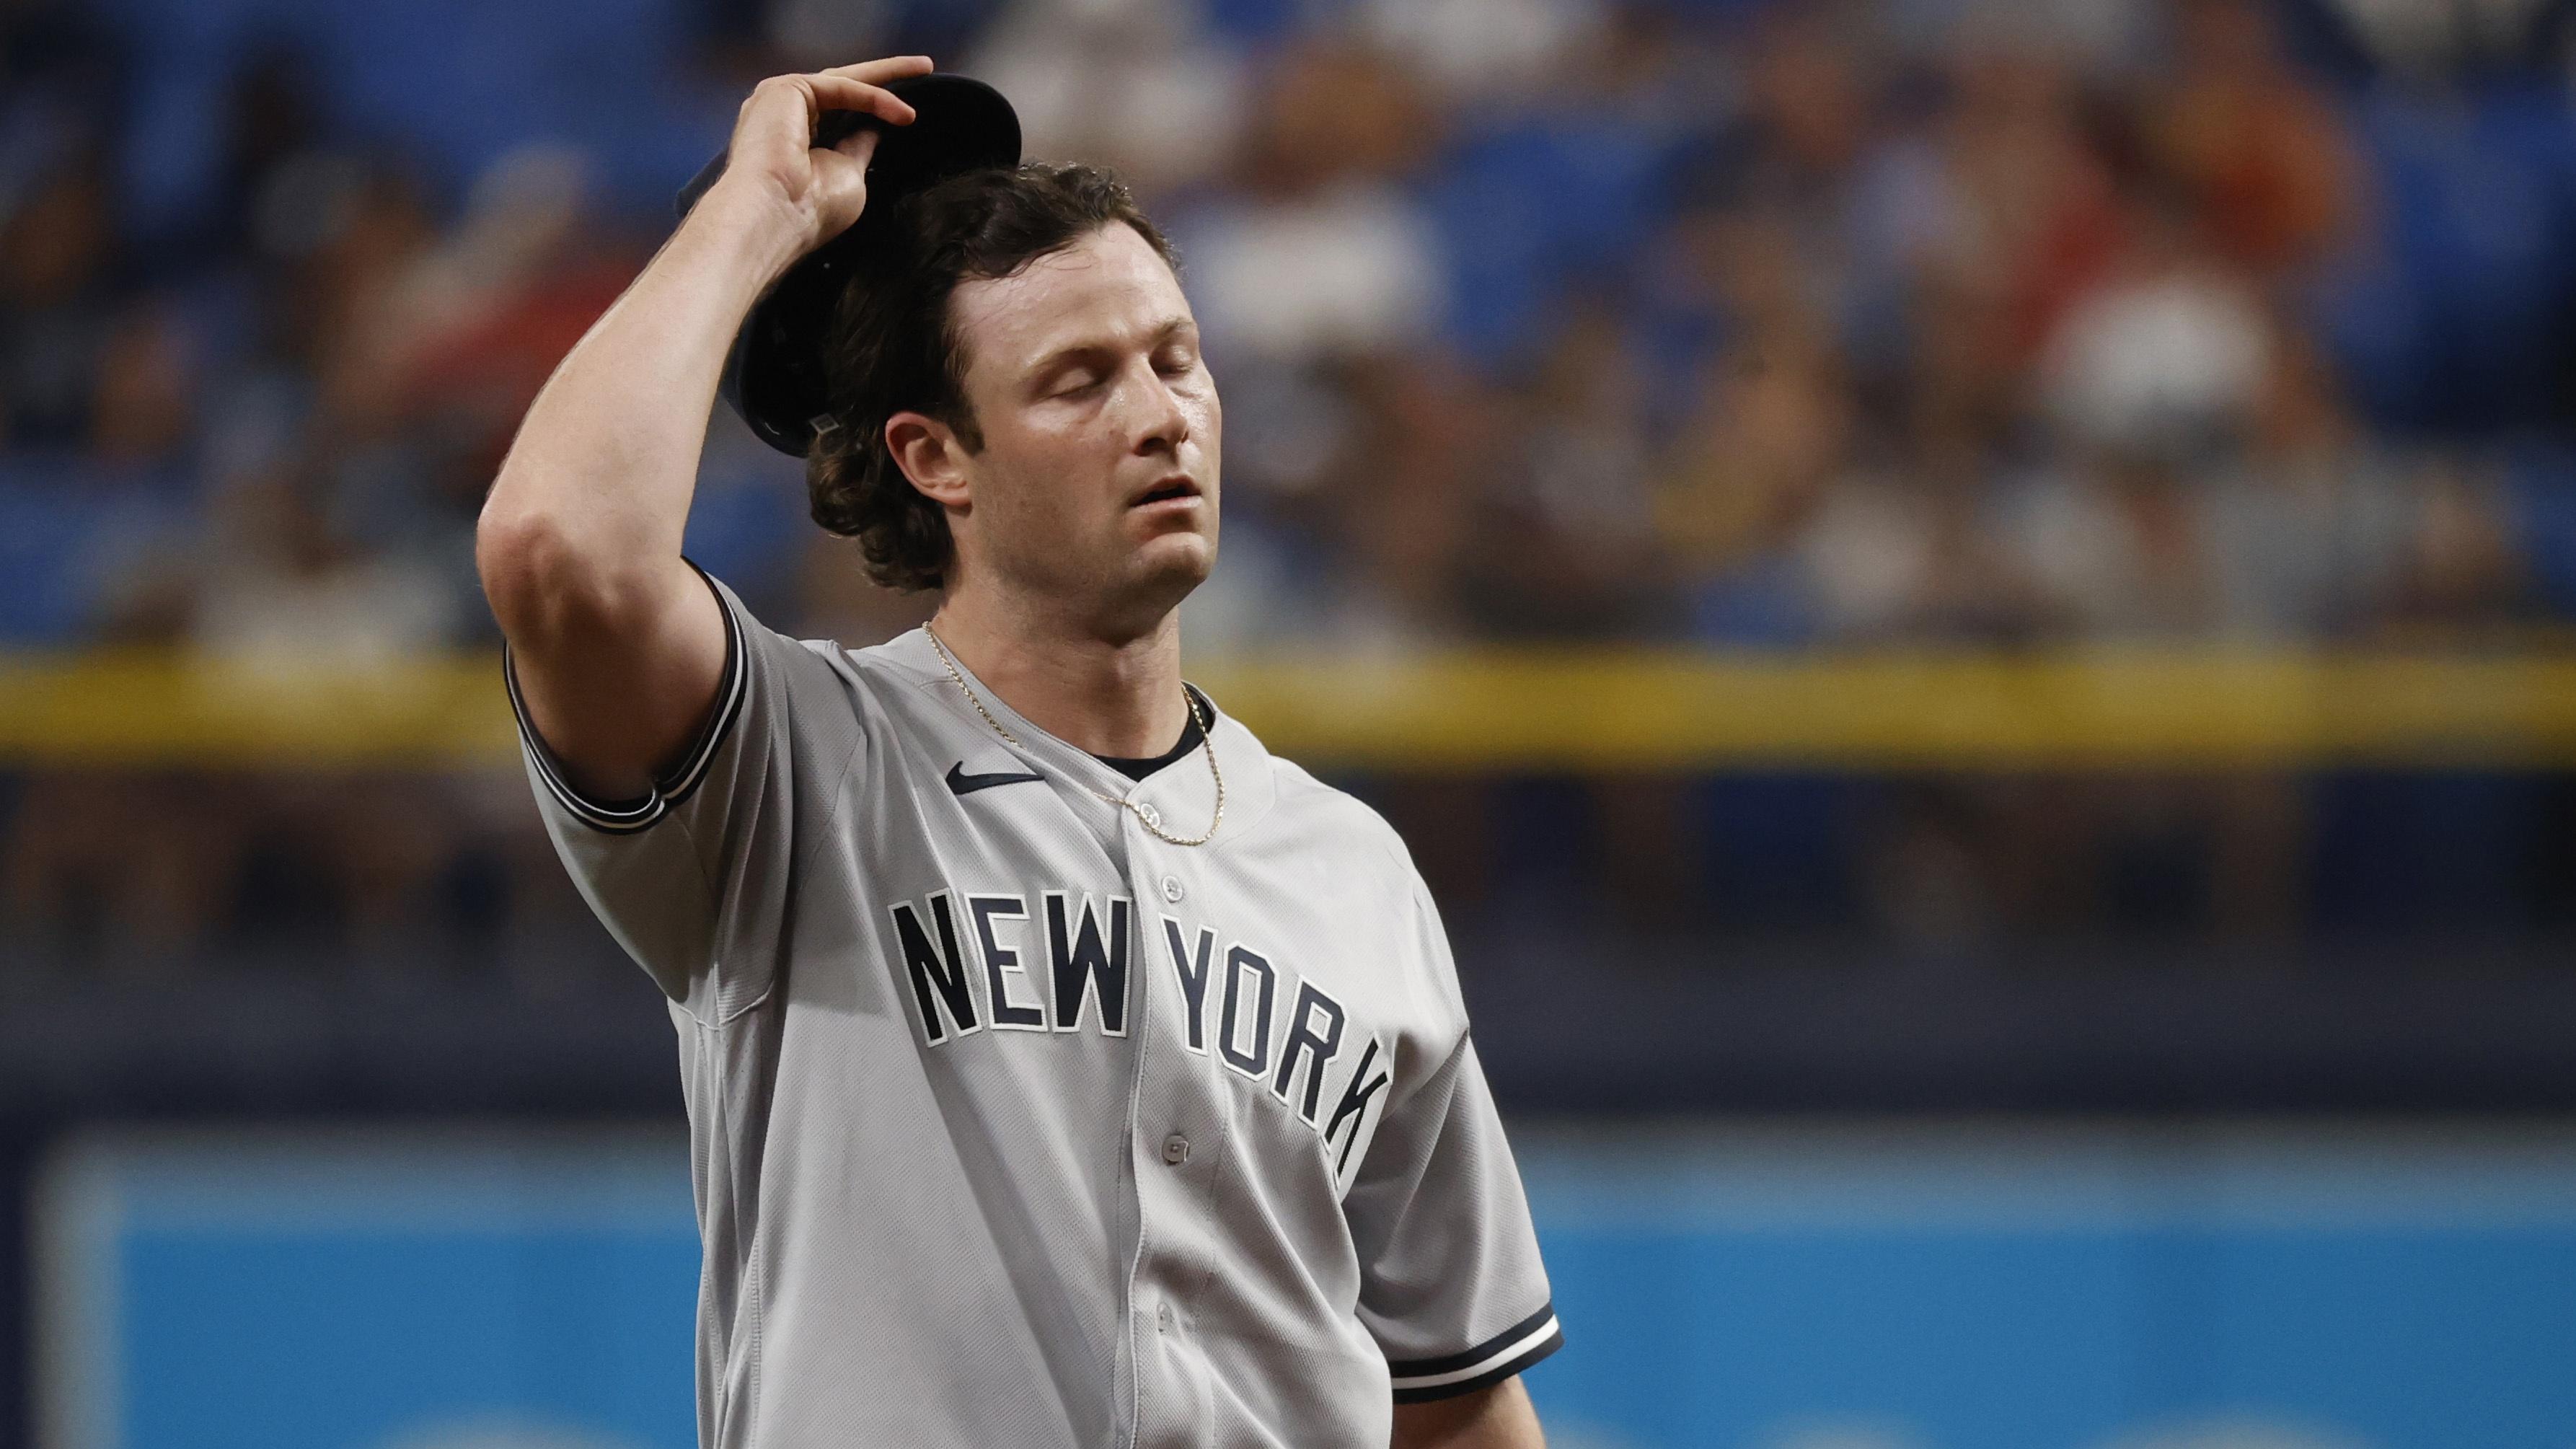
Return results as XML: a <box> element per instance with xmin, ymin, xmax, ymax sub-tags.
<box><xmin>1385</xmin><ymin>1313</ymin><xmax>1562</xmax><ymax>1392</ymax></box>
<box><xmin>506</xmin><ymin>564</ymin><xmax>750</xmax><ymax>834</ymax></box>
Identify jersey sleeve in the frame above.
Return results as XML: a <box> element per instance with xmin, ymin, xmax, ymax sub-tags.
<box><xmin>1343</xmin><ymin>881</ymin><xmax>1561</xmax><ymax>1403</ymax></box>
<box><xmin>506</xmin><ymin>562</ymin><xmax>863</xmax><ymax>1023</ymax></box>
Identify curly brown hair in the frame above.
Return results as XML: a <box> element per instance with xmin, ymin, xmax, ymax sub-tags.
<box><xmin>806</xmin><ymin>162</ymin><xmax>1179</xmax><ymax>592</ymax></box>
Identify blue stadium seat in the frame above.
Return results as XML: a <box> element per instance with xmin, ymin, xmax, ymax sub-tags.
<box><xmin>103</xmin><ymin>0</ymin><xmax>731</xmax><ymax>239</ymax></box>
<box><xmin>0</xmin><ymin>459</ymin><xmax>195</xmax><ymax>644</ymax></box>
<box><xmin>1426</xmin><ymin>116</ymin><xmax>1676</xmax><ymax>366</ymax></box>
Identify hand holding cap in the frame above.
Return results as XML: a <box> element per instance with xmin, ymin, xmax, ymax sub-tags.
<box><xmin>679</xmin><ymin>71</ymin><xmax>1022</xmax><ymax>457</ymax></box>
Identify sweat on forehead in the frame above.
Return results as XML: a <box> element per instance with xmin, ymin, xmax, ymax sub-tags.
<box><xmin>946</xmin><ymin>224</ymin><xmax>1194</xmax><ymax>382</ymax></box>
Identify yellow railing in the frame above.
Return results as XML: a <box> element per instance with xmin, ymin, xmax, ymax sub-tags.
<box><xmin>7</xmin><ymin>649</ymin><xmax>2576</xmax><ymax>768</ymax></box>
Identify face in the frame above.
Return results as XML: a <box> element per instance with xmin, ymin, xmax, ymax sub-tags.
<box><xmin>900</xmin><ymin>222</ymin><xmax>1221</xmax><ymax>638</ymax></box>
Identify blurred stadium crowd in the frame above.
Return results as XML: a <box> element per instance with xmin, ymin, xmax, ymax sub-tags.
<box><xmin>9</xmin><ymin>0</ymin><xmax>2576</xmax><ymax>966</ymax></box>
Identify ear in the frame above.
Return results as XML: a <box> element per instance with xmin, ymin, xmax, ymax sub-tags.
<box><xmin>886</xmin><ymin>411</ymin><xmax>973</xmax><ymax>508</ymax></box>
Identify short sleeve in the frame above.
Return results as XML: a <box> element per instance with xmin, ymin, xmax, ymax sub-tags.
<box><xmin>1344</xmin><ymin>1028</ymin><xmax>1562</xmax><ymax>1403</ymax></box>
<box><xmin>507</xmin><ymin>563</ymin><xmax>863</xmax><ymax>1022</ymax></box>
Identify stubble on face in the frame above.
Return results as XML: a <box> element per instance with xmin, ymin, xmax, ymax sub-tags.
<box><xmin>943</xmin><ymin>224</ymin><xmax>1222</xmax><ymax>640</ymax></box>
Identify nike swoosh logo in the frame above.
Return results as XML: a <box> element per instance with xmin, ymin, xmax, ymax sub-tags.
<box><xmin>947</xmin><ymin>762</ymin><xmax>1046</xmax><ymax>797</ymax></box>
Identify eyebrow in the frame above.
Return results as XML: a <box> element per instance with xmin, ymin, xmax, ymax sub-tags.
<box><xmin>1025</xmin><ymin>317</ymin><xmax>1197</xmax><ymax>384</ymax></box>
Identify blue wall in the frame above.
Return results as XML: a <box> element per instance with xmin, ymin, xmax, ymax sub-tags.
<box><xmin>1514</xmin><ymin>1125</ymin><xmax>2576</xmax><ymax>1448</ymax></box>
<box><xmin>34</xmin><ymin>1124</ymin><xmax>2576</xmax><ymax>1449</ymax></box>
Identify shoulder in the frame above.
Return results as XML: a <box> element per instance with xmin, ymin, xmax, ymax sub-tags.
<box><xmin>700</xmin><ymin>571</ymin><xmax>886</xmax><ymax>694</ymax></box>
<box><xmin>1260</xmin><ymin>754</ymin><xmax>1423</xmax><ymax>883</ymax></box>
<box><xmin>1258</xmin><ymin>754</ymin><xmax>1479</xmax><ymax>1061</ymax></box>
<box><xmin>754</xmin><ymin>620</ymin><xmax>943</xmax><ymax>707</ymax></box>
<box><xmin>1257</xmin><ymin>753</ymin><xmax>1461</xmax><ymax>966</ymax></box>
<box><xmin>710</xmin><ymin>609</ymin><xmax>950</xmax><ymax>769</ymax></box>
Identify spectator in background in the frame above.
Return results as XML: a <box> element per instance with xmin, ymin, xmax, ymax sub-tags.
<box><xmin>1649</xmin><ymin>209</ymin><xmax>1860</xmax><ymax>646</ymax></box>
<box><xmin>2205</xmin><ymin>332</ymin><xmax>2416</xmax><ymax>639</ymax></box>
<box><xmin>2378</xmin><ymin>457</ymin><xmax>2534</xmax><ymax>639</ymax></box>
<box><xmin>0</xmin><ymin>150</ymin><xmax>118</xmax><ymax>449</ymax></box>
<box><xmin>8</xmin><ymin>0</ymin><xmax>2576</xmax><ymax>962</ymax></box>
<box><xmin>970</xmin><ymin>0</ymin><xmax>1249</xmax><ymax>201</ymax></box>
<box><xmin>1919</xmin><ymin>22</ymin><xmax>2127</xmax><ymax>369</ymax></box>
<box><xmin>1173</xmin><ymin>38</ymin><xmax>1457</xmax><ymax>645</ymax></box>
<box><xmin>2009</xmin><ymin>193</ymin><xmax>2269</xmax><ymax>638</ymax></box>
<box><xmin>87</xmin><ymin>295</ymin><xmax>199</xmax><ymax>474</ymax></box>
<box><xmin>1309</xmin><ymin>351</ymin><xmax>1505</xmax><ymax>644</ymax></box>
<box><xmin>1838</xmin><ymin>263</ymin><xmax>2044</xmax><ymax>643</ymax></box>
<box><xmin>328</xmin><ymin>146</ymin><xmax>613</xmax><ymax>449</ymax></box>
<box><xmin>1460</xmin><ymin>302</ymin><xmax>1670</xmax><ymax>640</ymax></box>
<box><xmin>188</xmin><ymin>463</ymin><xmax>462</xmax><ymax>669</ymax></box>
<box><xmin>195</xmin><ymin>42</ymin><xmax>330</xmax><ymax>269</ymax></box>
<box><xmin>2150</xmin><ymin>0</ymin><xmax>2362</xmax><ymax>279</ymax></box>
<box><xmin>1357</xmin><ymin>0</ymin><xmax>1605</xmax><ymax>112</ymax></box>
<box><xmin>1180</xmin><ymin>39</ymin><xmax>1447</xmax><ymax>368</ymax></box>
<box><xmin>1709</xmin><ymin>3</ymin><xmax>1893</xmax><ymax>367</ymax></box>
<box><xmin>271</xmin><ymin>158</ymin><xmax>436</xmax><ymax>423</ymax></box>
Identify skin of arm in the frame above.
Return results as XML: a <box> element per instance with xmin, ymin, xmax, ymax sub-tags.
<box><xmin>1391</xmin><ymin>1378</ymin><xmax>1546</xmax><ymax>1449</ymax></box>
<box><xmin>474</xmin><ymin>58</ymin><xmax>928</xmax><ymax>800</ymax></box>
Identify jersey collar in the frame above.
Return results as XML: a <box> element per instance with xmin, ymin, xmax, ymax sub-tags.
<box><xmin>881</xmin><ymin>627</ymin><xmax>1279</xmax><ymax>845</ymax></box>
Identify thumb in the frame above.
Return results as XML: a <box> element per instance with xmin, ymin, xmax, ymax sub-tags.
<box><xmin>829</xmin><ymin>127</ymin><xmax>881</xmax><ymax>168</ymax></box>
<box><xmin>809</xmin><ymin>127</ymin><xmax>879</xmax><ymax>227</ymax></box>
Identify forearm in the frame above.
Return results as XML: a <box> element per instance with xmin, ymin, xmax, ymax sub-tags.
<box><xmin>1390</xmin><ymin>1378</ymin><xmax>1545</xmax><ymax>1449</ymax></box>
<box><xmin>471</xmin><ymin>58</ymin><xmax>914</xmax><ymax>798</ymax></box>
<box><xmin>475</xmin><ymin>180</ymin><xmax>804</xmax><ymax>796</ymax></box>
<box><xmin>480</xmin><ymin>180</ymin><xmax>805</xmax><ymax>583</ymax></box>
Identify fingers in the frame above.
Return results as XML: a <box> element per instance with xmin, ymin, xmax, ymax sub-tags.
<box><xmin>738</xmin><ymin>70</ymin><xmax>917</xmax><ymax>137</ymax></box>
<box><xmin>819</xmin><ymin>55</ymin><xmax>935</xmax><ymax>85</ymax></box>
<box><xmin>800</xmin><ymin>73</ymin><xmax>916</xmax><ymax>127</ymax></box>
<box><xmin>730</xmin><ymin>56</ymin><xmax>928</xmax><ymax>178</ymax></box>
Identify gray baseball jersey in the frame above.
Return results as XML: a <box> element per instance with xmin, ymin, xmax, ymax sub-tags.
<box><xmin>508</xmin><ymin>564</ymin><xmax>1561</xmax><ymax>1448</ymax></box>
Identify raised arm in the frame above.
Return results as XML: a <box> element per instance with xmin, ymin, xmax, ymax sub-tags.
<box><xmin>475</xmin><ymin>57</ymin><xmax>929</xmax><ymax>801</ymax></box>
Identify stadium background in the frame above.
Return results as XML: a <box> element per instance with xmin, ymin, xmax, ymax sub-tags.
<box><xmin>8</xmin><ymin>0</ymin><xmax>2576</xmax><ymax>1444</ymax></box>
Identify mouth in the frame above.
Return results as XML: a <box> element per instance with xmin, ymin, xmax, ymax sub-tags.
<box><xmin>1129</xmin><ymin>476</ymin><xmax>1202</xmax><ymax>509</ymax></box>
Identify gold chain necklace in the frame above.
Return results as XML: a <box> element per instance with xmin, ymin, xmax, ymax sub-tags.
<box><xmin>924</xmin><ymin>625</ymin><xmax>1225</xmax><ymax>847</ymax></box>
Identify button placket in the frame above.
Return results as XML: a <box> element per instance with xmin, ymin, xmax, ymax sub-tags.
<box><xmin>1127</xmin><ymin>868</ymin><xmax>1227</xmax><ymax>1435</ymax></box>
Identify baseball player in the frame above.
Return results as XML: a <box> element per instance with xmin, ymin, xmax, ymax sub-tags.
<box><xmin>477</xmin><ymin>56</ymin><xmax>1561</xmax><ymax>1448</ymax></box>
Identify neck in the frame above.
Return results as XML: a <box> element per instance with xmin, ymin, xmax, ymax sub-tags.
<box><xmin>928</xmin><ymin>584</ymin><xmax>1190</xmax><ymax>759</ymax></box>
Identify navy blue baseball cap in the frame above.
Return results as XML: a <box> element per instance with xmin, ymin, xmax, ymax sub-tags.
<box><xmin>677</xmin><ymin>72</ymin><xmax>1022</xmax><ymax>457</ymax></box>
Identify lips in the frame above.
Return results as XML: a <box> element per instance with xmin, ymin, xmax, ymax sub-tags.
<box><xmin>1129</xmin><ymin>477</ymin><xmax>1201</xmax><ymax>508</ymax></box>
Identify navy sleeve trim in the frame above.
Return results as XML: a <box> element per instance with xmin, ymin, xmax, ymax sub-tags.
<box><xmin>503</xmin><ymin>560</ymin><xmax>749</xmax><ymax>835</ymax></box>
<box><xmin>1387</xmin><ymin>1300</ymin><xmax>1563</xmax><ymax>1404</ymax></box>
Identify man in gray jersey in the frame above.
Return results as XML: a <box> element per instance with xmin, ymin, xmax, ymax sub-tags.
<box><xmin>477</xmin><ymin>53</ymin><xmax>1560</xmax><ymax>1448</ymax></box>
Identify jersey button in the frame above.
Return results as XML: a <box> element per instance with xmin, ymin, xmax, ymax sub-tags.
<box><xmin>1136</xmin><ymin>801</ymin><xmax>1164</xmax><ymax>830</ymax></box>
<box><xmin>1157</xmin><ymin>1301</ymin><xmax>1177</xmax><ymax>1333</ymax></box>
<box><xmin>1160</xmin><ymin>875</ymin><xmax>1185</xmax><ymax>904</ymax></box>
<box><xmin>1161</xmin><ymin>1133</ymin><xmax>1191</xmax><ymax>1166</ymax></box>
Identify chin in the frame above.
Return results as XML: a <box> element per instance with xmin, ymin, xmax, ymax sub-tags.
<box><xmin>1113</xmin><ymin>533</ymin><xmax>1217</xmax><ymax>626</ymax></box>
<box><xmin>1144</xmin><ymin>541</ymin><xmax>1215</xmax><ymax>599</ymax></box>
<box><xmin>1135</xmin><ymin>516</ymin><xmax>1214</xmax><ymax>573</ymax></box>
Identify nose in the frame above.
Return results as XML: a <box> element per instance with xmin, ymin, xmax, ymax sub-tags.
<box><xmin>1129</xmin><ymin>364</ymin><xmax>1190</xmax><ymax>457</ymax></box>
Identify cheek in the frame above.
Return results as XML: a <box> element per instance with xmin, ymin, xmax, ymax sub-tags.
<box><xmin>984</xmin><ymin>425</ymin><xmax>1124</xmax><ymax>528</ymax></box>
<box><xmin>1196</xmin><ymin>392</ymin><xmax>1222</xmax><ymax>495</ymax></box>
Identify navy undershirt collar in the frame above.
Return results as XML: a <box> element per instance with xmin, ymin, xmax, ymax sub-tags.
<box><xmin>1090</xmin><ymin>685</ymin><xmax>1212</xmax><ymax>783</ymax></box>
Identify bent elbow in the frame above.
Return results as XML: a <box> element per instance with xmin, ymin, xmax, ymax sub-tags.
<box><xmin>475</xmin><ymin>504</ymin><xmax>568</xmax><ymax>641</ymax></box>
<box><xmin>475</xmin><ymin>505</ymin><xmax>658</xmax><ymax>651</ymax></box>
